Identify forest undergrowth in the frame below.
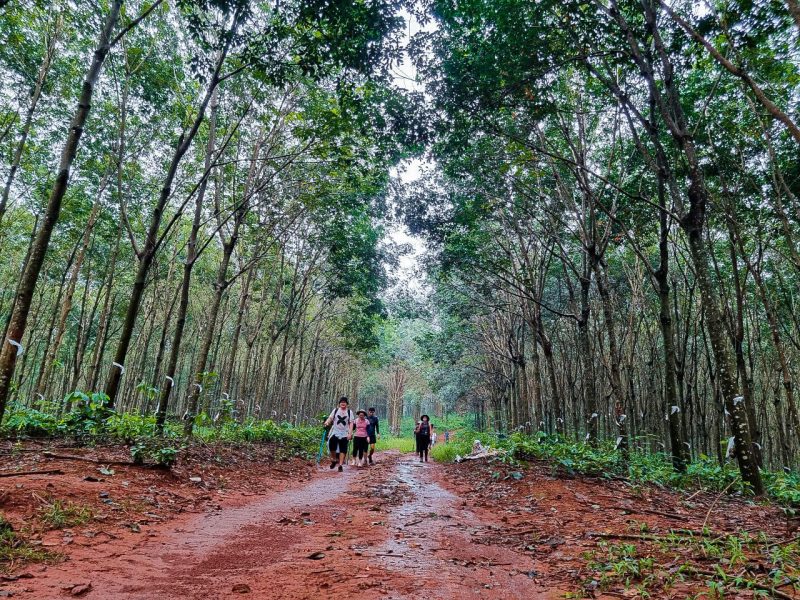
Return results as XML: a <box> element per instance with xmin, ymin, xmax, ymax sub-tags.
<box><xmin>4</xmin><ymin>400</ymin><xmax>800</xmax><ymax>504</ymax></box>
<box><xmin>433</xmin><ymin>430</ymin><xmax>800</xmax><ymax>507</ymax></box>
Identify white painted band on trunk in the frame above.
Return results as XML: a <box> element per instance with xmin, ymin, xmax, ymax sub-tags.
<box><xmin>6</xmin><ymin>339</ymin><xmax>23</xmax><ymax>356</ymax></box>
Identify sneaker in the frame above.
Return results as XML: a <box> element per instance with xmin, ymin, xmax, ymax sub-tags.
<box><xmin>338</xmin><ymin>465</ymin><xmax>343</xmax><ymax>472</ymax></box>
<box><xmin>329</xmin><ymin>461</ymin><xmax>337</xmax><ymax>469</ymax></box>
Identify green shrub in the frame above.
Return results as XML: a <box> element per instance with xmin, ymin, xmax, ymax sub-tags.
<box><xmin>130</xmin><ymin>437</ymin><xmax>180</xmax><ymax>468</ymax></box>
<box><xmin>2</xmin><ymin>404</ymin><xmax>57</xmax><ymax>437</ymax></box>
<box><xmin>57</xmin><ymin>392</ymin><xmax>115</xmax><ymax>437</ymax></box>
<box><xmin>764</xmin><ymin>470</ymin><xmax>800</xmax><ymax>506</ymax></box>
<box><xmin>106</xmin><ymin>413</ymin><xmax>159</xmax><ymax>442</ymax></box>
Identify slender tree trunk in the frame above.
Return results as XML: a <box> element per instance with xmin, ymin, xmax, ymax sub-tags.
<box><xmin>0</xmin><ymin>13</ymin><xmax>62</xmax><ymax>226</ymax></box>
<box><xmin>223</xmin><ymin>266</ymin><xmax>253</xmax><ymax>394</ymax></box>
<box><xmin>577</xmin><ymin>273</ymin><xmax>598</xmax><ymax>442</ymax></box>
<box><xmin>155</xmin><ymin>89</ymin><xmax>219</xmax><ymax>432</ymax></box>
<box><xmin>86</xmin><ymin>228</ymin><xmax>122</xmax><ymax>392</ymax></box>
<box><xmin>593</xmin><ymin>260</ymin><xmax>627</xmax><ymax>455</ymax></box>
<box><xmin>32</xmin><ymin>241</ymin><xmax>79</xmax><ymax>400</ymax></box>
<box><xmin>37</xmin><ymin>183</ymin><xmax>105</xmax><ymax>398</ymax></box>
<box><xmin>0</xmin><ymin>0</ymin><xmax>122</xmax><ymax>419</ymax></box>
<box><xmin>183</xmin><ymin>191</ymin><xmax>247</xmax><ymax>435</ymax></box>
<box><xmin>104</xmin><ymin>42</ymin><xmax>233</xmax><ymax>407</ymax></box>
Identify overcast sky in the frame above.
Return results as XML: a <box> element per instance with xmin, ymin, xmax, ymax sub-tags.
<box><xmin>384</xmin><ymin>11</ymin><xmax>431</xmax><ymax>297</ymax></box>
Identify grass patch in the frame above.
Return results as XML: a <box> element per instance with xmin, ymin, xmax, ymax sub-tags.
<box><xmin>431</xmin><ymin>440</ymin><xmax>469</xmax><ymax>462</ymax></box>
<box><xmin>430</xmin><ymin>430</ymin><xmax>502</xmax><ymax>463</ymax></box>
<box><xmin>0</xmin><ymin>514</ymin><xmax>60</xmax><ymax>573</ymax></box>
<box><xmin>37</xmin><ymin>499</ymin><xmax>93</xmax><ymax>530</ymax></box>
<box><xmin>376</xmin><ymin>436</ymin><xmax>416</xmax><ymax>453</ymax></box>
<box><xmin>579</xmin><ymin>529</ymin><xmax>800</xmax><ymax>598</ymax></box>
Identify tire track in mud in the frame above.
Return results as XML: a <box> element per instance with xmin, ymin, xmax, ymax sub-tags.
<box><xmin>8</xmin><ymin>452</ymin><xmax>563</xmax><ymax>599</ymax></box>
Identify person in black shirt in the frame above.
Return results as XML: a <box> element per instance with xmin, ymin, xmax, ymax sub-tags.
<box><xmin>414</xmin><ymin>414</ymin><xmax>432</xmax><ymax>462</ymax></box>
<box><xmin>366</xmin><ymin>407</ymin><xmax>380</xmax><ymax>464</ymax></box>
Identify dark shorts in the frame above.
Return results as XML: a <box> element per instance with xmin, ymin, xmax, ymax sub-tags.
<box><xmin>328</xmin><ymin>435</ymin><xmax>348</xmax><ymax>454</ymax></box>
<box><xmin>353</xmin><ymin>436</ymin><xmax>369</xmax><ymax>453</ymax></box>
<box><xmin>368</xmin><ymin>435</ymin><xmax>377</xmax><ymax>445</ymax></box>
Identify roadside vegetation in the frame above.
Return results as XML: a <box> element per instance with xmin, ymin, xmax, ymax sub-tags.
<box><xmin>1</xmin><ymin>394</ymin><xmax>320</xmax><ymax>468</ymax></box>
<box><xmin>434</xmin><ymin>429</ymin><xmax>800</xmax><ymax>507</ymax></box>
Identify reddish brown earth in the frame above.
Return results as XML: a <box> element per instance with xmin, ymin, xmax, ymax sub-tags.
<box><xmin>0</xmin><ymin>442</ymin><xmax>797</xmax><ymax>599</ymax></box>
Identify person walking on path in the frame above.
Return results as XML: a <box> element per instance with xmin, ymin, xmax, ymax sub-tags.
<box><xmin>324</xmin><ymin>396</ymin><xmax>353</xmax><ymax>472</ymax></box>
<box><xmin>415</xmin><ymin>414</ymin><xmax>433</xmax><ymax>462</ymax></box>
<box><xmin>352</xmin><ymin>409</ymin><xmax>370</xmax><ymax>466</ymax></box>
<box><xmin>366</xmin><ymin>407</ymin><xmax>380</xmax><ymax>464</ymax></box>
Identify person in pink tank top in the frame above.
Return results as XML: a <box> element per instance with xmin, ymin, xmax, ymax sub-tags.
<box><xmin>352</xmin><ymin>410</ymin><xmax>370</xmax><ymax>467</ymax></box>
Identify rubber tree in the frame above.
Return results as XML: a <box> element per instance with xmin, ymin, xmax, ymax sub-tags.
<box><xmin>606</xmin><ymin>0</ymin><xmax>763</xmax><ymax>494</ymax></box>
<box><xmin>104</xmin><ymin>20</ymin><xmax>240</xmax><ymax>407</ymax></box>
<box><xmin>154</xmin><ymin>90</ymin><xmax>221</xmax><ymax>432</ymax></box>
<box><xmin>0</xmin><ymin>0</ymin><xmax>124</xmax><ymax>421</ymax></box>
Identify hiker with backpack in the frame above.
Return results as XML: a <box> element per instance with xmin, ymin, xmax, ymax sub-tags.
<box><xmin>352</xmin><ymin>409</ymin><xmax>371</xmax><ymax>467</ymax></box>
<box><xmin>414</xmin><ymin>414</ymin><xmax>433</xmax><ymax>463</ymax></box>
<box><xmin>366</xmin><ymin>407</ymin><xmax>380</xmax><ymax>464</ymax></box>
<box><xmin>324</xmin><ymin>396</ymin><xmax>354</xmax><ymax>472</ymax></box>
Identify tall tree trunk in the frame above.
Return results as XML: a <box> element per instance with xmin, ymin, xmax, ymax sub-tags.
<box><xmin>593</xmin><ymin>260</ymin><xmax>627</xmax><ymax>455</ymax></box>
<box><xmin>86</xmin><ymin>227</ymin><xmax>122</xmax><ymax>393</ymax></box>
<box><xmin>0</xmin><ymin>13</ymin><xmax>62</xmax><ymax>226</ymax></box>
<box><xmin>0</xmin><ymin>0</ymin><xmax>122</xmax><ymax>419</ymax></box>
<box><xmin>36</xmin><ymin>182</ymin><xmax>105</xmax><ymax>399</ymax></box>
<box><xmin>183</xmin><ymin>153</ymin><xmax>251</xmax><ymax>435</ymax></box>
<box><xmin>223</xmin><ymin>266</ymin><xmax>253</xmax><ymax>394</ymax></box>
<box><xmin>104</xmin><ymin>44</ymin><xmax>232</xmax><ymax>407</ymax></box>
<box><xmin>31</xmin><ymin>239</ymin><xmax>79</xmax><ymax>402</ymax></box>
<box><xmin>577</xmin><ymin>272</ymin><xmax>598</xmax><ymax>443</ymax></box>
<box><xmin>155</xmin><ymin>89</ymin><xmax>219</xmax><ymax>432</ymax></box>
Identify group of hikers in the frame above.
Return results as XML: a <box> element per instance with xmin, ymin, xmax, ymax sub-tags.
<box><xmin>323</xmin><ymin>396</ymin><xmax>445</xmax><ymax>470</ymax></box>
<box><xmin>324</xmin><ymin>397</ymin><xmax>381</xmax><ymax>471</ymax></box>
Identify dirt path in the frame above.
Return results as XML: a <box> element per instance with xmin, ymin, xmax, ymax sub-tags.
<box><xmin>6</xmin><ymin>448</ymin><xmax>792</xmax><ymax>599</ymax></box>
<box><xmin>6</xmin><ymin>452</ymin><xmax>559</xmax><ymax>599</ymax></box>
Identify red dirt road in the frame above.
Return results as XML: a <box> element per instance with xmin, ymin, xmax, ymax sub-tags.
<box><xmin>2</xmin><ymin>446</ymin><xmax>795</xmax><ymax>599</ymax></box>
<box><xmin>4</xmin><ymin>452</ymin><xmax>560</xmax><ymax>599</ymax></box>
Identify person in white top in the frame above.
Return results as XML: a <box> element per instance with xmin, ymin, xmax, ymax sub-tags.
<box><xmin>324</xmin><ymin>396</ymin><xmax>354</xmax><ymax>472</ymax></box>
